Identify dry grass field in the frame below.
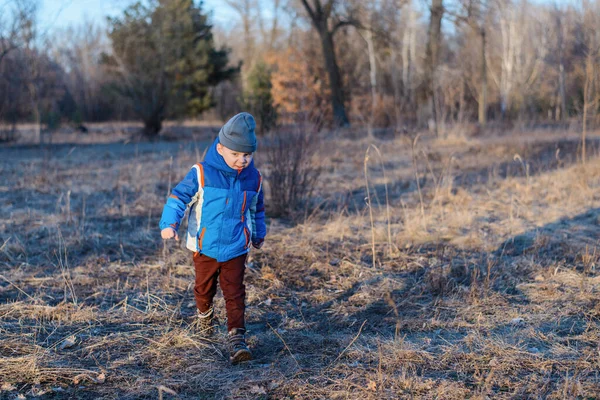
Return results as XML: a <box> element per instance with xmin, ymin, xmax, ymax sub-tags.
<box><xmin>1</xmin><ymin>124</ymin><xmax>600</xmax><ymax>399</ymax></box>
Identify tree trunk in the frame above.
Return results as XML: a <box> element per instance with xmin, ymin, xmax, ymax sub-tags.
<box><xmin>299</xmin><ymin>0</ymin><xmax>350</xmax><ymax>127</ymax></box>
<box><xmin>242</xmin><ymin>5</ymin><xmax>253</xmax><ymax>88</ymax></box>
<box><xmin>226</xmin><ymin>0</ymin><xmax>254</xmax><ymax>89</ymax></box>
<box><xmin>556</xmin><ymin>12</ymin><xmax>567</xmax><ymax>121</ymax></box>
<box><xmin>583</xmin><ymin>92</ymin><xmax>587</xmax><ymax>165</ymax></box>
<box><xmin>27</xmin><ymin>77</ymin><xmax>42</xmax><ymax>146</ymax></box>
<box><xmin>144</xmin><ymin>115</ymin><xmax>163</xmax><ymax>137</ymax></box>
<box><xmin>402</xmin><ymin>22</ymin><xmax>410</xmax><ymax>101</ymax></box>
<box><xmin>366</xmin><ymin>26</ymin><xmax>377</xmax><ymax>138</ymax></box>
<box><xmin>390</xmin><ymin>45</ymin><xmax>402</xmax><ymax>132</ymax></box>
<box><xmin>425</xmin><ymin>0</ymin><xmax>443</xmax><ymax>136</ymax></box>
<box><xmin>479</xmin><ymin>29</ymin><xmax>487</xmax><ymax>126</ymax></box>
<box><xmin>317</xmin><ymin>25</ymin><xmax>349</xmax><ymax>127</ymax></box>
<box><xmin>558</xmin><ymin>63</ymin><xmax>566</xmax><ymax>120</ymax></box>
<box><xmin>402</xmin><ymin>3</ymin><xmax>416</xmax><ymax>104</ymax></box>
<box><xmin>458</xmin><ymin>75</ymin><xmax>465</xmax><ymax>123</ymax></box>
<box><xmin>582</xmin><ymin>52</ymin><xmax>593</xmax><ymax>165</ymax></box>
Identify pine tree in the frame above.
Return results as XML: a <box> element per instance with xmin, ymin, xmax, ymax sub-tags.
<box><xmin>243</xmin><ymin>60</ymin><xmax>276</xmax><ymax>134</ymax></box>
<box><xmin>104</xmin><ymin>0</ymin><xmax>237</xmax><ymax>136</ymax></box>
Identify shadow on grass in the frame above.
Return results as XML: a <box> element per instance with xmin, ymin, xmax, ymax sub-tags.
<box><xmin>250</xmin><ymin>207</ymin><xmax>600</xmax><ymax>386</ymax></box>
<box><xmin>0</xmin><ymin>138</ymin><xmax>212</xmax><ymax>163</ymax></box>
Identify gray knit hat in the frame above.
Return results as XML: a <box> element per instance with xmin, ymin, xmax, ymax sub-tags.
<box><xmin>218</xmin><ymin>112</ymin><xmax>257</xmax><ymax>153</ymax></box>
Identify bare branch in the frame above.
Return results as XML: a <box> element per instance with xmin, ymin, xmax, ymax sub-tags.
<box><xmin>331</xmin><ymin>18</ymin><xmax>361</xmax><ymax>35</ymax></box>
<box><xmin>322</xmin><ymin>0</ymin><xmax>335</xmax><ymax>19</ymax></box>
<box><xmin>300</xmin><ymin>0</ymin><xmax>317</xmax><ymax>22</ymax></box>
<box><xmin>0</xmin><ymin>44</ymin><xmax>18</xmax><ymax>64</ymax></box>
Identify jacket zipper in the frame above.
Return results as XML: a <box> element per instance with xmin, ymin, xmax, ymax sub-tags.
<box><xmin>241</xmin><ymin>191</ymin><xmax>247</xmax><ymax>222</ymax></box>
<box><xmin>241</xmin><ymin>190</ymin><xmax>249</xmax><ymax>247</ymax></box>
<box><xmin>243</xmin><ymin>226</ymin><xmax>250</xmax><ymax>248</ymax></box>
<box><xmin>198</xmin><ymin>227</ymin><xmax>206</xmax><ymax>251</ymax></box>
<box><xmin>220</xmin><ymin>174</ymin><xmax>237</xmax><ymax>256</ymax></box>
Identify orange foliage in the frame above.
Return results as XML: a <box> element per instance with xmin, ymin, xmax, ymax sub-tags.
<box><xmin>350</xmin><ymin>93</ymin><xmax>396</xmax><ymax>128</ymax></box>
<box><xmin>265</xmin><ymin>46</ymin><xmax>331</xmax><ymax>125</ymax></box>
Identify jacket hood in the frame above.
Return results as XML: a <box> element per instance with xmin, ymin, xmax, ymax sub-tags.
<box><xmin>204</xmin><ymin>137</ymin><xmax>254</xmax><ymax>176</ymax></box>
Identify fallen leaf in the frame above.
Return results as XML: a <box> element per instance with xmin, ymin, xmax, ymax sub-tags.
<box><xmin>59</xmin><ymin>335</ymin><xmax>77</xmax><ymax>350</ymax></box>
<box><xmin>157</xmin><ymin>385</ymin><xmax>177</xmax><ymax>396</ymax></box>
<box><xmin>367</xmin><ymin>380</ymin><xmax>377</xmax><ymax>391</ymax></box>
<box><xmin>250</xmin><ymin>385</ymin><xmax>267</xmax><ymax>395</ymax></box>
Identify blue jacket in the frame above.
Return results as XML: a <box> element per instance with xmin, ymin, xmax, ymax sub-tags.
<box><xmin>159</xmin><ymin>138</ymin><xmax>266</xmax><ymax>262</ymax></box>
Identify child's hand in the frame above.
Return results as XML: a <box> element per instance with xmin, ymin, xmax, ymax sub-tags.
<box><xmin>161</xmin><ymin>227</ymin><xmax>179</xmax><ymax>241</ymax></box>
<box><xmin>252</xmin><ymin>239</ymin><xmax>264</xmax><ymax>249</ymax></box>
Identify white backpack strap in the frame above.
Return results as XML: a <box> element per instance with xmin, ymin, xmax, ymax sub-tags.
<box><xmin>194</xmin><ymin>163</ymin><xmax>205</xmax><ymax>188</ymax></box>
<box><xmin>186</xmin><ymin>163</ymin><xmax>205</xmax><ymax>252</ymax></box>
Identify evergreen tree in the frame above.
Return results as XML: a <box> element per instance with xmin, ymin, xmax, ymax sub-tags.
<box><xmin>243</xmin><ymin>60</ymin><xmax>276</xmax><ymax>134</ymax></box>
<box><xmin>105</xmin><ymin>0</ymin><xmax>237</xmax><ymax>136</ymax></box>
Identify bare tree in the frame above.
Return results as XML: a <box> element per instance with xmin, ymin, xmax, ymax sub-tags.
<box><xmin>257</xmin><ymin>0</ymin><xmax>284</xmax><ymax>51</ymax></box>
<box><xmin>551</xmin><ymin>5</ymin><xmax>568</xmax><ymax>121</ymax></box>
<box><xmin>299</xmin><ymin>0</ymin><xmax>358</xmax><ymax>126</ymax></box>
<box><xmin>0</xmin><ymin>0</ymin><xmax>66</xmax><ymax>143</ymax></box>
<box><xmin>449</xmin><ymin>0</ymin><xmax>490</xmax><ymax>126</ymax></box>
<box><xmin>357</xmin><ymin>1</ymin><xmax>380</xmax><ymax>138</ymax></box>
<box><xmin>383</xmin><ymin>0</ymin><xmax>419</xmax><ymax>130</ymax></box>
<box><xmin>17</xmin><ymin>0</ymin><xmax>44</xmax><ymax>143</ymax></box>
<box><xmin>51</xmin><ymin>22</ymin><xmax>109</xmax><ymax>122</ymax></box>
<box><xmin>225</xmin><ymin>0</ymin><xmax>255</xmax><ymax>87</ymax></box>
<box><xmin>489</xmin><ymin>0</ymin><xmax>546</xmax><ymax>119</ymax></box>
<box><xmin>468</xmin><ymin>0</ymin><xmax>489</xmax><ymax>126</ymax></box>
<box><xmin>0</xmin><ymin>0</ymin><xmax>34</xmax><ymax>64</ymax></box>
<box><xmin>401</xmin><ymin>1</ymin><xmax>418</xmax><ymax>105</ymax></box>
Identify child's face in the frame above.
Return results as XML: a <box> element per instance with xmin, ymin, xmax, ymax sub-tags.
<box><xmin>217</xmin><ymin>143</ymin><xmax>253</xmax><ymax>170</ymax></box>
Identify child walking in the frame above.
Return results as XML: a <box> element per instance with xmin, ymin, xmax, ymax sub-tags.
<box><xmin>159</xmin><ymin>112</ymin><xmax>266</xmax><ymax>364</ymax></box>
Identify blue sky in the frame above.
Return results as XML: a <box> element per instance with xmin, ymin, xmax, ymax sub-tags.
<box><xmin>38</xmin><ymin>0</ymin><xmax>577</xmax><ymax>36</ymax></box>
<box><xmin>39</xmin><ymin>0</ymin><xmax>236</xmax><ymax>31</ymax></box>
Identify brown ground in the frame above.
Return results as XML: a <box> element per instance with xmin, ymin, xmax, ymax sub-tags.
<box><xmin>1</xmin><ymin>124</ymin><xmax>599</xmax><ymax>399</ymax></box>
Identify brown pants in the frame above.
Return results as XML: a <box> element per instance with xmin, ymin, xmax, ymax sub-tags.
<box><xmin>192</xmin><ymin>252</ymin><xmax>247</xmax><ymax>332</ymax></box>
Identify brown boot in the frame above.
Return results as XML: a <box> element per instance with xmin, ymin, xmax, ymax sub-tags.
<box><xmin>196</xmin><ymin>306</ymin><xmax>215</xmax><ymax>336</ymax></box>
<box><xmin>228</xmin><ymin>328</ymin><xmax>252</xmax><ymax>364</ymax></box>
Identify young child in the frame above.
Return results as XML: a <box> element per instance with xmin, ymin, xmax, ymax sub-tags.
<box><xmin>159</xmin><ymin>112</ymin><xmax>266</xmax><ymax>364</ymax></box>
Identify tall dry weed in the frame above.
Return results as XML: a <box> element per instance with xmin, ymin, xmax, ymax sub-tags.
<box><xmin>263</xmin><ymin>124</ymin><xmax>322</xmax><ymax>218</ymax></box>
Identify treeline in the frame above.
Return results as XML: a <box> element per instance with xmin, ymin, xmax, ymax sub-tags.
<box><xmin>1</xmin><ymin>0</ymin><xmax>600</xmax><ymax>137</ymax></box>
<box><xmin>0</xmin><ymin>0</ymin><xmax>235</xmax><ymax>137</ymax></box>
<box><xmin>235</xmin><ymin>0</ymin><xmax>600</xmax><ymax>134</ymax></box>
